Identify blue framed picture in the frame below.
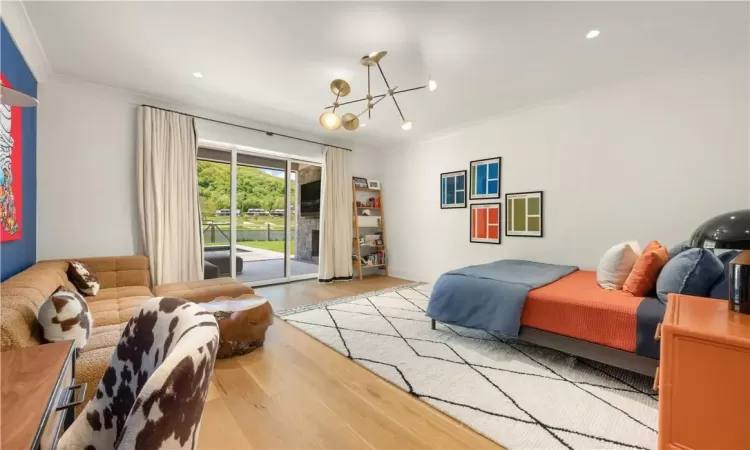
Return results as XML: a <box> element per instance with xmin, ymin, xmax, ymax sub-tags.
<box><xmin>470</xmin><ymin>157</ymin><xmax>501</xmax><ymax>200</ymax></box>
<box><xmin>441</xmin><ymin>170</ymin><xmax>466</xmax><ymax>209</ymax></box>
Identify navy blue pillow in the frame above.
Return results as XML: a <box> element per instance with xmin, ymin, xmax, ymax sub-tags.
<box><xmin>708</xmin><ymin>250</ymin><xmax>741</xmax><ymax>300</ymax></box>
<box><xmin>656</xmin><ymin>248</ymin><xmax>724</xmax><ymax>303</ymax></box>
<box><xmin>667</xmin><ymin>241</ymin><xmax>691</xmax><ymax>260</ymax></box>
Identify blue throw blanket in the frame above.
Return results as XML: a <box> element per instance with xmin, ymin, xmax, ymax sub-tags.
<box><xmin>426</xmin><ymin>260</ymin><xmax>578</xmax><ymax>337</ymax></box>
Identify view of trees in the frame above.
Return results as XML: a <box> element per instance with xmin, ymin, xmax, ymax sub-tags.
<box><xmin>197</xmin><ymin>161</ymin><xmax>294</xmax><ymax>218</ymax></box>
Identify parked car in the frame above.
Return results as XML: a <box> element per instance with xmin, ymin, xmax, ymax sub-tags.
<box><xmin>216</xmin><ymin>209</ymin><xmax>241</xmax><ymax>216</ymax></box>
<box><xmin>271</xmin><ymin>209</ymin><xmax>285</xmax><ymax>217</ymax></box>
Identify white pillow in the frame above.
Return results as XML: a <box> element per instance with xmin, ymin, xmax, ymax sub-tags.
<box><xmin>596</xmin><ymin>241</ymin><xmax>642</xmax><ymax>290</ymax></box>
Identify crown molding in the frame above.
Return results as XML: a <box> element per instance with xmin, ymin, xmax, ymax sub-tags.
<box><xmin>1</xmin><ymin>0</ymin><xmax>53</xmax><ymax>83</ymax></box>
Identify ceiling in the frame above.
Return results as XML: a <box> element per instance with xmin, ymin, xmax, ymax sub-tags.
<box><xmin>23</xmin><ymin>1</ymin><xmax>749</xmax><ymax>147</ymax></box>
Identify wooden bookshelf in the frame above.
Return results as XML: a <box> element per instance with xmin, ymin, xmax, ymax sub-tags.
<box><xmin>352</xmin><ymin>184</ymin><xmax>388</xmax><ymax>280</ymax></box>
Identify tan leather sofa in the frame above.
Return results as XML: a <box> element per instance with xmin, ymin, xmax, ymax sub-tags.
<box><xmin>0</xmin><ymin>255</ymin><xmax>254</xmax><ymax>412</ymax></box>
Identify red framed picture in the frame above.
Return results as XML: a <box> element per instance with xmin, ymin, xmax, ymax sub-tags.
<box><xmin>0</xmin><ymin>73</ymin><xmax>23</xmax><ymax>242</ymax></box>
<box><xmin>470</xmin><ymin>203</ymin><xmax>501</xmax><ymax>244</ymax></box>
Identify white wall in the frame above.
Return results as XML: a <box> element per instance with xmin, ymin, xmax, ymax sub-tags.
<box><xmin>383</xmin><ymin>62</ymin><xmax>750</xmax><ymax>283</ymax></box>
<box><xmin>37</xmin><ymin>81</ymin><xmax>141</xmax><ymax>259</ymax></box>
<box><xmin>36</xmin><ymin>78</ymin><xmax>383</xmax><ymax>260</ymax></box>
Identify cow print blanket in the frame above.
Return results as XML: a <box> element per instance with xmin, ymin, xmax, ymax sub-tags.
<box><xmin>59</xmin><ymin>297</ymin><xmax>219</xmax><ymax>450</ymax></box>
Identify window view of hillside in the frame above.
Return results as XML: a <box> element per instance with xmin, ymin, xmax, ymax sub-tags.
<box><xmin>197</xmin><ymin>160</ymin><xmax>294</xmax><ymax>218</ymax></box>
<box><xmin>198</xmin><ymin>160</ymin><xmax>295</xmax><ymax>253</ymax></box>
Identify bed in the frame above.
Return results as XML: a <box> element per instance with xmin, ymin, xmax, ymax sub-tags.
<box><xmin>427</xmin><ymin>261</ymin><xmax>664</xmax><ymax>376</ymax></box>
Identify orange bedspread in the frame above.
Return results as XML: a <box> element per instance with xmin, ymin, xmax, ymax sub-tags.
<box><xmin>521</xmin><ymin>270</ymin><xmax>643</xmax><ymax>352</ymax></box>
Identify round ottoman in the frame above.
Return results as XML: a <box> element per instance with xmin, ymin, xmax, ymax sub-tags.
<box><xmin>200</xmin><ymin>294</ymin><xmax>274</xmax><ymax>358</ymax></box>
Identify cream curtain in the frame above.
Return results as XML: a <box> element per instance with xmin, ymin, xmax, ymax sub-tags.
<box><xmin>137</xmin><ymin>106</ymin><xmax>203</xmax><ymax>285</ymax></box>
<box><xmin>318</xmin><ymin>146</ymin><xmax>353</xmax><ymax>282</ymax></box>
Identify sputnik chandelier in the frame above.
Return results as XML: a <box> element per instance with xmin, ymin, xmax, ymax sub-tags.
<box><xmin>319</xmin><ymin>51</ymin><xmax>436</xmax><ymax>132</ymax></box>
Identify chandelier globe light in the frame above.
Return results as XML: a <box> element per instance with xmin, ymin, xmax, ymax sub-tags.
<box><xmin>319</xmin><ymin>51</ymin><xmax>435</xmax><ymax>132</ymax></box>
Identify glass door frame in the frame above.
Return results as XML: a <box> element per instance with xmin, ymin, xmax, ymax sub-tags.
<box><xmin>226</xmin><ymin>147</ymin><xmax>320</xmax><ymax>287</ymax></box>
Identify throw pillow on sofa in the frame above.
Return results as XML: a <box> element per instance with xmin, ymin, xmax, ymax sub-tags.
<box><xmin>623</xmin><ymin>240</ymin><xmax>669</xmax><ymax>297</ymax></box>
<box><xmin>37</xmin><ymin>287</ymin><xmax>93</xmax><ymax>351</ymax></box>
<box><xmin>596</xmin><ymin>241</ymin><xmax>641</xmax><ymax>290</ymax></box>
<box><xmin>67</xmin><ymin>260</ymin><xmax>100</xmax><ymax>296</ymax></box>
<box><xmin>708</xmin><ymin>250</ymin><xmax>741</xmax><ymax>300</ymax></box>
<box><xmin>655</xmin><ymin>248</ymin><xmax>724</xmax><ymax>303</ymax></box>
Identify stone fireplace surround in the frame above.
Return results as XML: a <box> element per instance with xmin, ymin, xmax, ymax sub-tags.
<box><xmin>295</xmin><ymin>165</ymin><xmax>321</xmax><ymax>263</ymax></box>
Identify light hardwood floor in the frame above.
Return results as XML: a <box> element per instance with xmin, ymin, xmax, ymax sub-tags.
<box><xmin>198</xmin><ymin>276</ymin><xmax>501</xmax><ymax>449</ymax></box>
<box><xmin>258</xmin><ymin>275</ymin><xmax>413</xmax><ymax>312</ymax></box>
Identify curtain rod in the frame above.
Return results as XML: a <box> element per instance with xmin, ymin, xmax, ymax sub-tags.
<box><xmin>140</xmin><ymin>104</ymin><xmax>353</xmax><ymax>152</ymax></box>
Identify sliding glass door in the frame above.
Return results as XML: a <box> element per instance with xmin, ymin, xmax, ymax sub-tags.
<box><xmin>198</xmin><ymin>158</ymin><xmax>233</xmax><ymax>279</ymax></box>
<box><xmin>198</xmin><ymin>146</ymin><xmax>320</xmax><ymax>286</ymax></box>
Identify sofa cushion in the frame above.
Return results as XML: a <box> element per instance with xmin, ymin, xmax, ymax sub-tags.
<box><xmin>73</xmin><ymin>255</ymin><xmax>151</xmax><ymax>290</ymax></box>
<box><xmin>154</xmin><ymin>278</ymin><xmax>254</xmax><ymax>302</ymax></box>
<box><xmin>83</xmin><ymin>323</ymin><xmax>126</xmax><ymax>353</ymax></box>
<box><xmin>0</xmin><ymin>260</ymin><xmax>73</xmax><ymax>350</ymax></box>
<box><xmin>74</xmin><ymin>346</ymin><xmax>114</xmax><ymax>416</ymax></box>
<box><xmin>86</xmin><ymin>286</ymin><xmax>154</xmax><ymax>302</ymax></box>
<box><xmin>86</xmin><ymin>286</ymin><xmax>153</xmax><ymax>327</ymax></box>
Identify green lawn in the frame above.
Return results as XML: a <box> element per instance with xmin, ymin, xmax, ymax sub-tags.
<box><xmin>240</xmin><ymin>240</ymin><xmax>293</xmax><ymax>253</ymax></box>
<box><xmin>205</xmin><ymin>240</ymin><xmax>293</xmax><ymax>253</ymax></box>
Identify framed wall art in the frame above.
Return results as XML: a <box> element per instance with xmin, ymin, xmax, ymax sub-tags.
<box><xmin>470</xmin><ymin>203</ymin><xmax>501</xmax><ymax>244</ymax></box>
<box><xmin>469</xmin><ymin>157</ymin><xmax>501</xmax><ymax>200</ymax></box>
<box><xmin>352</xmin><ymin>177</ymin><xmax>368</xmax><ymax>189</ymax></box>
<box><xmin>506</xmin><ymin>191</ymin><xmax>543</xmax><ymax>237</ymax></box>
<box><xmin>440</xmin><ymin>170</ymin><xmax>466</xmax><ymax>209</ymax></box>
<box><xmin>0</xmin><ymin>73</ymin><xmax>23</xmax><ymax>242</ymax></box>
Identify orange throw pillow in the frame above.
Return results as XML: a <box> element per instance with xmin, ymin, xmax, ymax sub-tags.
<box><xmin>623</xmin><ymin>241</ymin><xmax>669</xmax><ymax>296</ymax></box>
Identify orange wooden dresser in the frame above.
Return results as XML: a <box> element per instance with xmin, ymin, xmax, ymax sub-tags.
<box><xmin>657</xmin><ymin>294</ymin><xmax>750</xmax><ymax>450</ymax></box>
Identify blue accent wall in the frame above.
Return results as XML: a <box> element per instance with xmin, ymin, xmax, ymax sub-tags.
<box><xmin>0</xmin><ymin>20</ymin><xmax>37</xmax><ymax>280</ymax></box>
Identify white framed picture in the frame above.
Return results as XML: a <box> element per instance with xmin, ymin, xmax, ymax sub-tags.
<box><xmin>368</xmin><ymin>180</ymin><xmax>381</xmax><ymax>190</ymax></box>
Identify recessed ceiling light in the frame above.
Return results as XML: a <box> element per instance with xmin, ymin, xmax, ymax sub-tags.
<box><xmin>586</xmin><ymin>30</ymin><xmax>600</xmax><ymax>39</ymax></box>
<box><xmin>360</xmin><ymin>123</ymin><xmax>367</xmax><ymax>127</ymax></box>
<box><xmin>192</xmin><ymin>72</ymin><xmax>204</xmax><ymax>78</ymax></box>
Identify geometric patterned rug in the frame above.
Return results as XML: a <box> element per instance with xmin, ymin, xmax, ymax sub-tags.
<box><xmin>278</xmin><ymin>282</ymin><xmax>659</xmax><ymax>450</ymax></box>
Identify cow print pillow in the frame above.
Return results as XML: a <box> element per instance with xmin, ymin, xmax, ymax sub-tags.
<box><xmin>67</xmin><ymin>260</ymin><xmax>101</xmax><ymax>296</ymax></box>
<box><xmin>38</xmin><ymin>287</ymin><xmax>93</xmax><ymax>351</ymax></box>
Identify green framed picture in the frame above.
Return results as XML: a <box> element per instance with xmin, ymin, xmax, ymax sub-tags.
<box><xmin>506</xmin><ymin>191</ymin><xmax>543</xmax><ymax>237</ymax></box>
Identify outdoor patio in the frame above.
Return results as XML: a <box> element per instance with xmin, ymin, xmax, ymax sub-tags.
<box><xmin>237</xmin><ymin>259</ymin><xmax>319</xmax><ymax>283</ymax></box>
<box><xmin>207</xmin><ymin>245</ymin><xmax>318</xmax><ymax>284</ymax></box>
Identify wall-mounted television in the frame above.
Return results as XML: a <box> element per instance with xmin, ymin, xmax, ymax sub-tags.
<box><xmin>300</xmin><ymin>180</ymin><xmax>321</xmax><ymax>217</ymax></box>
